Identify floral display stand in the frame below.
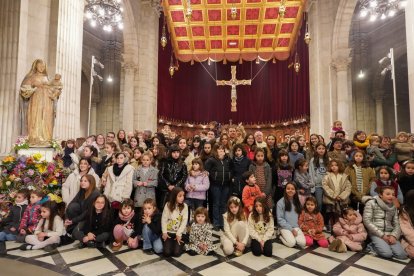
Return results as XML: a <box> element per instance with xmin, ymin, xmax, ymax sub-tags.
<box><xmin>18</xmin><ymin>147</ymin><xmax>55</xmax><ymax>162</ymax></box>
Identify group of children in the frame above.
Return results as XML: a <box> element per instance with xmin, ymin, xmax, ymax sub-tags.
<box><xmin>1</xmin><ymin>123</ymin><xmax>414</xmax><ymax>263</ymax></box>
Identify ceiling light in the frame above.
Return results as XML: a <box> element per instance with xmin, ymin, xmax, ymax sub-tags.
<box><xmin>359</xmin><ymin>0</ymin><xmax>404</xmax><ymax>22</ymax></box>
<box><xmin>84</xmin><ymin>0</ymin><xmax>123</xmax><ymax>31</ymax></box>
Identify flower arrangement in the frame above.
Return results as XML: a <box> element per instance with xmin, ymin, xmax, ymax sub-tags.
<box><xmin>13</xmin><ymin>136</ymin><xmax>30</xmax><ymax>152</ymax></box>
<box><xmin>0</xmin><ymin>154</ymin><xmax>70</xmax><ymax>220</ymax></box>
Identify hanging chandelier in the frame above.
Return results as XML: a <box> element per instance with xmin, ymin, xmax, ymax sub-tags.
<box><xmin>84</xmin><ymin>0</ymin><xmax>124</xmax><ymax>32</ymax></box>
<box><xmin>359</xmin><ymin>0</ymin><xmax>407</xmax><ymax>22</ymax></box>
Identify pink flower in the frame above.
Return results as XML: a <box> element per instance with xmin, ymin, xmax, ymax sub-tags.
<box><xmin>27</xmin><ymin>169</ymin><xmax>35</xmax><ymax>176</ymax></box>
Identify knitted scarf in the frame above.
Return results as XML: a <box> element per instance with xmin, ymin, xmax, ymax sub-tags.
<box><xmin>353</xmin><ymin>164</ymin><xmax>363</xmax><ymax>193</ymax></box>
<box><xmin>118</xmin><ymin>209</ymin><xmax>135</xmax><ymax>222</ymax></box>
<box><xmin>113</xmin><ymin>163</ymin><xmax>127</xmax><ymax>176</ymax></box>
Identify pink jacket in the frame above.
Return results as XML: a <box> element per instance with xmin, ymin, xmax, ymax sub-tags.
<box><xmin>332</xmin><ymin>212</ymin><xmax>367</xmax><ymax>242</ymax></box>
<box><xmin>399</xmin><ymin>209</ymin><xmax>414</xmax><ymax>250</ymax></box>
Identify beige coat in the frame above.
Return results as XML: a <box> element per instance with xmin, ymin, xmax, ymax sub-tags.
<box><xmin>103</xmin><ymin>164</ymin><xmax>135</xmax><ymax>203</ymax></box>
<box><xmin>322</xmin><ymin>172</ymin><xmax>351</xmax><ymax>205</ymax></box>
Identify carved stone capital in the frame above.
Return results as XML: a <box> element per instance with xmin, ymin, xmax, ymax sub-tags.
<box><xmin>331</xmin><ymin>57</ymin><xmax>352</xmax><ymax>72</ymax></box>
<box><xmin>123</xmin><ymin>62</ymin><xmax>138</xmax><ymax>74</ymax></box>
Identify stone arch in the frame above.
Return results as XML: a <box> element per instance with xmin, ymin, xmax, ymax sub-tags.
<box><xmin>332</xmin><ymin>0</ymin><xmax>358</xmax><ymax>53</ymax></box>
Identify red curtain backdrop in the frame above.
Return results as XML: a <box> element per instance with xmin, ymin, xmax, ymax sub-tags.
<box><xmin>157</xmin><ymin>20</ymin><xmax>310</xmax><ymax>125</ymax></box>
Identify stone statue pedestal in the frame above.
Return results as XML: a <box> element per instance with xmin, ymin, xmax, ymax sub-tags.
<box><xmin>18</xmin><ymin>147</ymin><xmax>55</xmax><ymax>162</ymax></box>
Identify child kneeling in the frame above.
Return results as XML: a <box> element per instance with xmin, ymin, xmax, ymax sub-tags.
<box><xmin>363</xmin><ymin>186</ymin><xmax>407</xmax><ymax>259</ymax></box>
<box><xmin>330</xmin><ymin>207</ymin><xmax>367</xmax><ymax>253</ymax></box>
<box><xmin>112</xmin><ymin>199</ymin><xmax>140</xmax><ymax>251</ymax></box>
<box><xmin>248</xmin><ymin>197</ymin><xmax>274</xmax><ymax>257</ymax></box>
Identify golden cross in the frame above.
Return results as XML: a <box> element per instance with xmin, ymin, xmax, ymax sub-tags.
<box><xmin>216</xmin><ymin>66</ymin><xmax>251</xmax><ymax>112</ymax></box>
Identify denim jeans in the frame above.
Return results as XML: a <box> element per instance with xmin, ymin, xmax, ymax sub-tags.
<box><xmin>210</xmin><ymin>184</ymin><xmax>230</xmax><ymax>227</ymax></box>
<box><xmin>370</xmin><ymin>235</ymin><xmax>408</xmax><ymax>260</ymax></box>
<box><xmin>314</xmin><ymin>186</ymin><xmax>324</xmax><ymax>211</ymax></box>
<box><xmin>185</xmin><ymin>198</ymin><xmax>205</xmax><ymax>211</ymax></box>
<box><xmin>0</xmin><ymin>231</ymin><xmax>16</xmax><ymax>241</ymax></box>
<box><xmin>142</xmin><ymin>224</ymin><xmax>163</xmax><ymax>253</ymax></box>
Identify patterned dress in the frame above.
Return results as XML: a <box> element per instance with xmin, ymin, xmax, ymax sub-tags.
<box><xmin>185</xmin><ymin>223</ymin><xmax>217</xmax><ymax>255</ymax></box>
<box><xmin>255</xmin><ymin>164</ymin><xmax>272</xmax><ymax>208</ymax></box>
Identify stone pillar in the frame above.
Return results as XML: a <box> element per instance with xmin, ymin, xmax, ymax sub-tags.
<box><xmin>52</xmin><ymin>0</ymin><xmax>84</xmax><ymax>140</ymax></box>
<box><xmin>122</xmin><ymin>63</ymin><xmax>137</xmax><ymax>133</ymax></box>
<box><xmin>406</xmin><ymin>0</ymin><xmax>414</xmax><ymax>132</ymax></box>
<box><xmin>0</xmin><ymin>0</ymin><xmax>21</xmax><ymax>155</ymax></box>
<box><xmin>375</xmin><ymin>96</ymin><xmax>384</xmax><ymax>135</ymax></box>
<box><xmin>134</xmin><ymin>3</ymin><xmax>159</xmax><ymax>133</ymax></box>
<box><xmin>332</xmin><ymin>52</ymin><xmax>352</xmax><ymax>132</ymax></box>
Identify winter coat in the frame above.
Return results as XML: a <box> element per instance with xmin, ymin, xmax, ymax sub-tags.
<box><xmin>332</xmin><ymin>212</ymin><xmax>367</xmax><ymax>242</ymax></box>
<box><xmin>249</xmin><ymin>162</ymin><xmax>272</xmax><ymax>196</ymax></box>
<box><xmin>184</xmin><ymin>171</ymin><xmax>210</xmax><ymax>200</ymax></box>
<box><xmin>82</xmin><ymin>211</ymin><xmax>112</xmax><ymax>236</ymax></box>
<box><xmin>2</xmin><ymin>202</ymin><xmax>27</xmax><ymax>234</ymax></box>
<box><xmin>399</xmin><ymin>208</ymin><xmax>414</xmax><ymax>256</ymax></box>
<box><xmin>157</xmin><ymin>158</ymin><xmax>188</xmax><ymax>192</ymax></box>
<box><xmin>18</xmin><ymin>203</ymin><xmax>41</xmax><ymax>233</ymax></box>
<box><xmin>345</xmin><ymin>166</ymin><xmax>376</xmax><ymax>202</ymax></box>
<box><xmin>133</xmin><ymin>165</ymin><xmax>159</xmax><ymax>207</ymax></box>
<box><xmin>248</xmin><ymin>213</ymin><xmax>274</xmax><ymax>242</ymax></box>
<box><xmin>397</xmin><ymin>174</ymin><xmax>414</xmax><ymax>198</ymax></box>
<box><xmin>322</xmin><ymin>172</ymin><xmax>352</xmax><ymax>205</ymax></box>
<box><xmin>103</xmin><ymin>164</ymin><xmax>135</xmax><ymax>203</ymax></box>
<box><xmin>204</xmin><ymin>156</ymin><xmax>232</xmax><ymax>186</ymax></box>
<box><xmin>66</xmin><ymin>188</ymin><xmax>100</xmax><ymax>224</ymax></box>
<box><xmin>137</xmin><ymin>212</ymin><xmax>162</xmax><ymax>236</ymax></box>
<box><xmin>363</xmin><ymin>196</ymin><xmax>401</xmax><ymax>238</ymax></box>
<box><xmin>288</xmin><ymin>152</ymin><xmax>304</xmax><ymax>168</ymax></box>
<box><xmin>62</xmin><ymin>168</ymin><xmax>100</xmax><ymax>204</ymax></box>
<box><xmin>231</xmin><ymin>156</ymin><xmax>251</xmax><ymax>197</ymax></box>
<box><xmin>298</xmin><ymin>211</ymin><xmax>326</xmax><ymax>240</ymax></box>
<box><xmin>392</xmin><ymin>140</ymin><xmax>414</xmax><ymax>162</ymax></box>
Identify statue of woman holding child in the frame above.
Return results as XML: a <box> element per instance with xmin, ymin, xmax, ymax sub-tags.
<box><xmin>19</xmin><ymin>59</ymin><xmax>63</xmax><ymax>146</ymax></box>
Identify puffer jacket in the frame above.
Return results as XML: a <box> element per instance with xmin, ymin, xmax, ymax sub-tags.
<box><xmin>399</xmin><ymin>208</ymin><xmax>414</xmax><ymax>253</ymax></box>
<box><xmin>204</xmin><ymin>156</ymin><xmax>232</xmax><ymax>186</ymax></box>
<box><xmin>333</xmin><ymin>212</ymin><xmax>367</xmax><ymax>242</ymax></box>
<box><xmin>363</xmin><ymin>196</ymin><xmax>401</xmax><ymax>238</ymax></box>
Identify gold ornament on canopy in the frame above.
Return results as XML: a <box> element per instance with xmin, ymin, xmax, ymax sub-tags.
<box><xmin>160</xmin><ymin>18</ymin><xmax>167</xmax><ymax>49</ymax></box>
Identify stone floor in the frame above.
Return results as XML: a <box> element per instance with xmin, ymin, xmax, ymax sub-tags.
<box><xmin>2</xmin><ymin>230</ymin><xmax>414</xmax><ymax>276</ymax></box>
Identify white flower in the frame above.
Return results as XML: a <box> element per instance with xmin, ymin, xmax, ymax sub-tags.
<box><xmin>5</xmin><ymin>181</ymin><xmax>11</xmax><ymax>186</ymax></box>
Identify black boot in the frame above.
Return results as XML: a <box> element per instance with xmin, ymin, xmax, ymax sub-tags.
<box><xmin>0</xmin><ymin>241</ymin><xmax>6</xmax><ymax>255</ymax></box>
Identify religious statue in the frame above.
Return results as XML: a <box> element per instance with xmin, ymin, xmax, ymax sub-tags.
<box><xmin>19</xmin><ymin>59</ymin><xmax>63</xmax><ymax>146</ymax></box>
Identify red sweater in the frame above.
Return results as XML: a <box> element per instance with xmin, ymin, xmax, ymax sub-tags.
<box><xmin>242</xmin><ymin>184</ymin><xmax>264</xmax><ymax>210</ymax></box>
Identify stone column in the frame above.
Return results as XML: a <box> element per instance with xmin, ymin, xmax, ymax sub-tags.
<box><xmin>134</xmin><ymin>3</ymin><xmax>159</xmax><ymax>133</ymax></box>
<box><xmin>0</xmin><ymin>0</ymin><xmax>21</xmax><ymax>155</ymax></box>
<box><xmin>122</xmin><ymin>63</ymin><xmax>137</xmax><ymax>133</ymax></box>
<box><xmin>332</xmin><ymin>52</ymin><xmax>352</xmax><ymax>131</ymax></box>
<box><xmin>52</xmin><ymin>0</ymin><xmax>84</xmax><ymax>140</ymax></box>
<box><xmin>375</xmin><ymin>96</ymin><xmax>384</xmax><ymax>135</ymax></box>
<box><xmin>406</xmin><ymin>0</ymin><xmax>414</xmax><ymax>132</ymax></box>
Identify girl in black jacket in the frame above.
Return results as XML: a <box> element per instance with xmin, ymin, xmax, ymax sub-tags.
<box><xmin>231</xmin><ymin>144</ymin><xmax>251</xmax><ymax>199</ymax></box>
<box><xmin>205</xmin><ymin>145</ymin><xmax>232</xmax><ymax>229</ymax></box>
<box><xmin>73</xmin><ymin>195</ymin><xmax>112</xmax><ymax>248</ymax></box>
<box><xmin>156</xmin><ymin>144</ymin><xmax>188</xmax><ymax>210</ymax></box>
